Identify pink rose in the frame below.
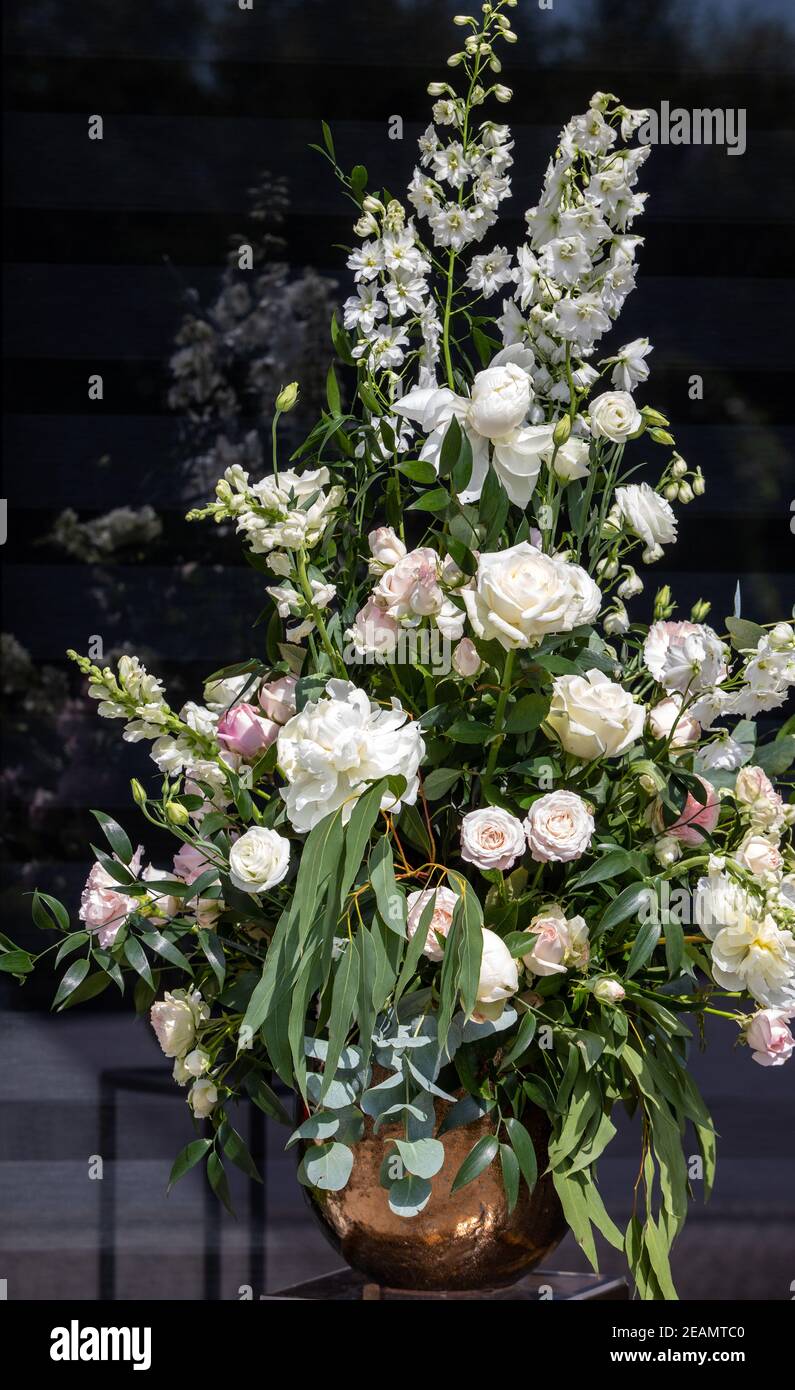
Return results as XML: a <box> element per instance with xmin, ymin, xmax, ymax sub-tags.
<box><xmin>374</xmin><ymin>547</ymin><xmax>443</xmax><ymax>619</ymax></box>
<box><xmin>347</xmin><ymin>598</ymin><xmax>400</xmax><ymax>661</ymax></box>
<box><xmin>648</xmin><ymin>695</ymin><xmax>700</xmax><ymax>748</ymax></box>
<box><xmin>259</xmin><ymin>674</ymin><xmax>297</xmax><ymax>725</ymax></box>
<box><xmin>452</xmin><ymin>638</ymin><xmax>481</xmax><ymax>678</ymax></box>
<box><xmin>524</xmin><ymin>791</ymin><xmax>594</xmax><ymax>863</ymax></box>
<box><xmin>406</xmin><ymin>885</ymin><xmax>458</xmax><ymax>962</ymax></box>
<box><xmin>216</xmin><ymin>702</ymin><xmax>278</xmax><ymax>758</ymax></box>
<box><xmin>522</xmin><ymin>904</ymin><xmax>590</xmax><ymax>977</ymax></box>
<box><xmin>78</xmin><ymin>847</ymin><xmax>143</xmax><ymax>948</ymax></box>
<box><xmin>460</xmin><ymin>808</ymin><xmax>526</xmax><ymax>872</ymax></box>
<box><xmin>662</xmin><ymin>776</ymin><xmax>720</xmax><ymax>846</ymax></box>
<box><xmin>744</xmin><ymin>1009</ymin><xmax>794</xmax><ymax>1067</ymax></box>
<box><xmin>173</xmin><ymin>843</ymin><xmax>210</xmax><ymax>885</ymax></box>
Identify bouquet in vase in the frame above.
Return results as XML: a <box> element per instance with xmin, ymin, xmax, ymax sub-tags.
<box><xmin>11</xmin><ymin>1</ymin><xmax>795</xmax><ymax>1299</ymax></box>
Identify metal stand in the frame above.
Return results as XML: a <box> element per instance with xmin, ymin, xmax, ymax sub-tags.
<box><xmin>265</xmin><ymin>1268</ymin><xmax>630</xmax><ymax>1300</ymax></box>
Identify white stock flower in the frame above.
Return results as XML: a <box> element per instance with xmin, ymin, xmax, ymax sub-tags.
<box><xmin>238</xmin><ymin>467</ymin><xmax>344</xmax><ymax>555</ymax></box>
<box><xmin>524</xmin><ymin>791</ymin><xmax>595</xmax><ymax>863</ymax></box>
<box><xmin>460</xmin><ymin>808</ymin><xmax>526</xmax><ymax>871</ymax></box>
<box><xmin>150</xmin><ymin>988</ymin><xmax>209</xmax><ymax>1059</ymax></box>
<box><xmin>228</xmin><ymin>826</ymin><xmax>291</xmax><ymax>893</ymax></box>
<box><xmin>614</xmin><ymin>482</ymin><xmax>677</xmax><ymax>561</ymax></box>
<box><xmin>277</xmin><ymin>680</ymin><xmax>425</xmax><ymax>832</ymax></box>
<box><xmin>462</xmin><ymin>543</ymin><xmax>601</xmax><ymax>650</ymax></box>
<box><xmin>643</xmin><ymin>621</ymin><xmax>728</xmax><ymax>694</ymax></box>
<box><xmin>547</xmin><ymin>669</ymin><xmax>644</xmax><ymax>760</ymax></box>
<box><xmin>589</xmin><ymin>391</ymin><xmax>642</xmax><ymax>442</ymax></box>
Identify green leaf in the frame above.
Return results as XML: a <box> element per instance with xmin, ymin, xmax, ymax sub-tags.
<box><xmin>569</xmin><ymin>849</ymin><xmax>640</xmax><ymax>888</ymax></box>
<box><xmin>141</xmin><ymin>930</ymin><xmax>194</xmax><ymax>976</ymax></box>
<box><xmin>0</xmin><ymin>949</ymin><xmax>34</xmax><ymax>975</ymax></box>
<box><xmin>438</xmin><ymin>416</ymin><xmax>462</xmax><ymax>478</ymax></box>
<box><xmin>499</xmin><ymin>1012</ymin><xmax>537</xmax><ymax>1072</ymax></box>
<box><xmin>55</xmin><ymin>931</ymin><xmax>89</xmax><ymax>966</ymax></box>
<box><xmin>61</xmin><ymin>970</ymin><xmax>111</xmax><ymax>1009</ymax></box>
<box><xmin>321</xmin><ymin>943</ymin><xmax>359</xmax><ymax>1101</ymax></box>
<box><xmin>407</xmin><ymin>487</ymin><xmax>450</xmax><ymax>514</ymax></box>
<box><xmin>168</xmin><ymin>1139</ymin><xmax>212</xmax><ymax>1192</ymax></box>
<box><xmin>499</xmin><ymin>1142</ymin><xmax>520</xmax><ymax>1214</ymax></box>
<box><xmin>298</xmin><ymin>1141</ymin><xmax>354</xmax><ymax>1191</ymax></box>
<box><xmin>393</xmin><ymin>1137</ymin><xmax>445</xmax><ymax>1179</ymax></box>
<box><xmin>398</xmin><ymin>459</ymin><xmax>437</xmax><ymax>485</ymax></box>
<box><xmin>350</xmin><ymin>163</ymin><xmax>368</xmax><ymax>201</ymax></box>
<box><xmin>198</xmin><ymin>928</ymin><xmax>226</xmax><ymax>987</ymax></box>
<box><xmin>504</xmin><ymin>1117</ymin><xmax>538</xmax><ymax>1195</ymax></box>
<box><xmin>369</xmin><ymin>835</ymin><xmax>407</xmax><ymax>937</ymax></box>
<box><xmin>451</xmin><ymin>1133</ymin><xmax>499</xmax><ymax>1192</ymax></box>
<box><xmin>325</xmin><ymin>363</ymin><xmax>341</xmax><ymax>416</ymax></box>
<box><xmin>321</xmin><ymin>119</ymin><xmax>335</xmax><ymax>159</ymax></box>
<box><xmin>220</xmin><ymin>1121</ymin><xmax>262</xmax><ymax>1182</ymax></box>
<box><xmin>663</xmin><ymin>916</ymin><xmax>685</xmax><ymax>978</ymax></box>
<box><xmin>447</xmin><ymin>873</ymin><xmax>483</xmax><ymax>1022</ymax></box>
<box><xmin>393</xmin><ymin>893</ymin><xmax>435</xmax><ymax>1003</ymax></box>
<box><xmin>505</xmin><ymin>695</ymin><xmax>548</xmax><ymax>734</ymax></box>
<box><xmin>207</xmin><ymin>1151</ymin><xmax>235</xmax><ymax>1215</ymax></box>
<box><xmin>756</xmin><ymin>735</ymin><xmax>795</xmax><ymax>776</ymax></box>
<box><xmin>91</xmin><ymin>810</ymin><xmax>133</xmax><ymax>864</ymax></box>
<box><xmin>596</xmin><ymin>883</ymin><xmax>654</xmax><ymax>938</ymax></box>
<box><xmin>725</xmin><ymin>617</ymin><xmax>765</xmax><ymax>652</ymax></box>
<box><xmin>447</xmin><ymin>719</ymin><xmax>492</xmax><ymax>744</ymax></box>
<box><xmin>123</xmin><ymin>937</ymin><xmax>154</xmax><ymax>989</ymax></box>
<box><xmin>386</xmin><ymin>1173</ymin><xmax>432</xmax><ymax>1216</ymax></box>
<box><xmin>244</xmin><ymin>1072</ymin><xmax>291</xmax><ymax>1125</ymax></box>
<box><xmin>32</xmin><ymin>890</ymin><xmax>70</xmax><ymax>933</ymax></box>
<box><xmin>625</xmin><ymin>920</ymin><xmax>661</xmax><ymax>978</ymax></box>
<box><xmin>422</xmin><ymin>767</ymin><xmax>461</xmax><ymax>801</ymax></box>
<box><xmin>451</xmin><ymin>432</ymin><xmax>473</xmax><ymax>495</ymax></box>
<box><xmin>52</xmin><ymin>957</ymin><xmax>90</xmax><ymax>1008</ymax></box>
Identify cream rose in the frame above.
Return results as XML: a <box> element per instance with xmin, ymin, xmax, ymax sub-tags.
<box><xmin>589</xmin><ymin>390</ymin><xmax>642</xmax><ymax>442</ymax></box>
<box><xmin>406</xmin><ymin>885</ymin><xmax>459</xmax><ymax>962</ymax></box>
<box><xmin>462</xmin><ymin>542</ymin><xmax>601</xmax><ymax>651</ymax></box>
<box><xmin>228</xmin><ymin>826</ymin><xmax>291</xmax><ymax>893</ymax></box>
<box><xmin>648</xmin><ymin>694</ymin><xmax>701</xmax><ymax>747</ymax></box>
<box><xmin>522</xmin><ymin>904</ymin><xmax>590</xmax><ymax>977</ymax></box>
<box><xmin>735</xmin><ymin>833</ymin><xmax>782</xmax><ymax>880</ymax></box>
<box><xmin>524</xmin><ymin>790</ymin><xmax>595</xmax><ymax>863</ymax></box>
<box><xmin>735</xmin><ymin>765</ymin><xmax>785</xmax><ymax>832</ymax></box>
<box><xmin>188</xmin><ymin>1078</ymin><xmax>218</xmax><ymax>1119</ymax></box>
<box><xmin>547</xmin><ymin>669</ymin><xmax>644</xmax><ymax>760</ymax></box>
<box><xmin>460</xmin><ymin>807</ymin><xmax>526</xmax><ymax>871</ymax></box>
<box><xmin>593</xmin><ymin>977</ymin><xmax>626</xmax><ymax>1004</ymax></box>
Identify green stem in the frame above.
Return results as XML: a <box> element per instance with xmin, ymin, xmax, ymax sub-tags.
<box><xmin>441</xmin><ymin>249</ymin><xmax>457</xmax><ymax>389</ymax></box>
<box><xmin>295</xmin><ymin>549</ymin><xmax>346</xmax><ymax>678</ymax></box>
<box><xmin>271</xmin><ymin>409</ymin><xmax>282</xmax><ymax>481</ymax></box>
<box><xmin>484</xmin><ymin>648</ymin><xmax>516</xmax><ymax>780</ymax></box>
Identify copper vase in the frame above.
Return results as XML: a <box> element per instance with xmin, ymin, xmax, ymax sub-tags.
<box><xmin>302</xmin><ymin>1094</ymin><xmax>567</xmax><ymax>1292</ymax></box>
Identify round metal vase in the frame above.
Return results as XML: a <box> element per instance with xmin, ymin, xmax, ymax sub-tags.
<box><xmin>300</xmin><ymin>1094</ymin><xmax>567</xmax><ymax>1293</ymax></box>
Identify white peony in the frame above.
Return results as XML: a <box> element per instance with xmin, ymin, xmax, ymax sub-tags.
<box><xmin>547</xmin><ymin>669</ymin><xmax>645</xmax><ymax>760</ymax></box>
<box><xmin>524</xmin><ymin>791</ymin><xmax>595</xmax><ymax>863</ymax></box>
<box><xmin>707</xmin><ymin>913</ymin><xmax>795</xmax><ymax>1011</ymax></box>
<box><xmin>150</xmin><ymin>988</ymin><xmax>209</xmax><ymax>1059</ymax></box>
<box><xmin>462</xmin><ymin>542</ymin><xmax>601</xmax><ymax>650</ymax></box>
<box><xmin>277</xmin><ymin>679</ymin><xmax>425</xmax><ymax>832</ymax></box>
<box><xmin>589</xmin><ymin>390</ymin><xmax>642</xmax><ymax>441</ymax></box>
<box><xmin>468</xmin><ymin>362</ymin><xmax>530</xmax><ymax>437</ymax></box>
<box><xmin>643</xmin><ymin>620</ymin><xmax>728</xmax><ymax>695</ymax></box>
<box><xmin>460</xmin><ymin>808</ymin><xmax>526</xmax><ymax>871</ymax></box>
<box><xmin>228</xmin><ymin>826</ymin><xmax>291</xmax><ymax>893</ymax></box>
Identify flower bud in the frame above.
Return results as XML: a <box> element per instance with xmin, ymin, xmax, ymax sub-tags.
<box><xmin>649</xmin><ymin>428</ymin><xmax>676</xmax><ymax>446</ymax></box>
<box><xmin>447</xmin><ymin>52</ymin><xmax>465</xmax><ymax>66</ymax></box>
<box><xmin>552</xmin><ymin>414</ymin><xmax>572</xmax><ymax>447</ymax></box>
<box><xmin>653</xmin><ymin>584</ymin><xmax>674</xmax><ymax>620</ymax></box>
<box><xmin>593</xmin><ymin>977</ymin><xmax>625</xmax><ymax>1005</ymax></box>
<box><xmin>678</xmin><ymin>481</ymin><xmax>694</xmax><ymax>504</ymax></box>
<box><xmin>165</xmin><ymin>801</ymin><xmax>191</xmax><ymax>827</ymax></box>
<box><xmin>692</xmin><ymin>470</ymin><xmax>705</xmax><ymax>496</ymax></box>
<box><xmin>654</xmin><ymin>835</ymin><xmax>682</xmax><ymax>867</ymax></box>
<box><xmin>690</xmin><ymin>598</ymin><xmax>711</xmax><ymax>622</ymax></box>
<box><xmin>130</xmin><ymin>778</ymin><xmax>147</xmax><ymax>808</ymax></box>
<box><xmin>427</xmin><ymin>81</ymin><xmax>449</xmax><ymax>95</ymax></box>
<box><xmin>617</xmin><ymin>568</ymin><xmax>643</xmax><ymax>599</ymax></box>
<box><xmin>671</xmin><ymin>456</ymin><xmax>687</xmax><ymax>478</ymax></box>
<box><xmin>493</xmin><ymin>84</ymin><xmax>513</xmax><ymax>102</ymax></box>
<box><xmin>362</xmin><ymin>195</ymin><xmax>384</xmax><ymax>214</ymax></box>
<box><xmin>663</xmin><ymin>482</ymin><xmax>679</xmax><ymax>502</ymax></box>
<box><xmin>275</xmin><ymin>382</ymin><xmax>299</xmax><ymax>413</ymax></box>
<box><xmin>604</xmin><ymin>604</ymin><xmax>629</xmax><ymax>635</ymax></box>
<box><xmin>640</xmin><ymin>406</ymin><xmax>670</xmax><ymax>428</ymax></box>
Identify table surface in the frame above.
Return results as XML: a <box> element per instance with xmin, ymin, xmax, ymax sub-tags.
<box><xmin>267</xmin><ymin>1268</ymin><xmax>630</xmax><ymax>1301</ymax></box>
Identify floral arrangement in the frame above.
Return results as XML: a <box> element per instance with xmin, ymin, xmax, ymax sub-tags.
<box><xmin>9</xmin><ymin>1</ymin><xmax>795</xmax><ymax>1300</ymax></box>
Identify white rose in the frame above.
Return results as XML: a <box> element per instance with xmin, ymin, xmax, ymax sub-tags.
<box><xmin>643</xmin><ymin>621</ymin><xmax>728</xmax><ymax>694</ymax></box>
<box><xmin>467</xmin><ymin>363</ymin><xmax>530</xmax><ymax>438</ymax></box>
<box><xmin>545</xmin><ymin>435</ymin><xmax>591</xmax><ymax>482</ymax></box>
<box><xmin>476</xmin><ymin>928</ymin><xmax>519</xmax><ymax>1003</ymax></box>
<box><xmin>524</xmin><ymin>791</ymin><xmax>595</xmax><ymax>863</ymax></box>
<box><xmin>278</xmin><ymin>679</ymin><xmax>425</xmax><ymax>833</ymax></box>
<box><xmin>589</xmin><ymin>390</ymin><xmax>642</xmax><ymax>442</ymax></box>
<box><xmin>735</xmin><ymin>833</ymin><xmax>782</xmax><ymax>880</ymax></box>
<box><xmin>183</xmin><ymin>1048</ymin><xmax>211</xmax><ymax>1078</ymax></box>
<box><xmin>614</xmin><ymin>482</ymin><xmax>677</xmax><ymax>561</ymax></box>
<box><xmin>460</xmin><ymin>808</ymin><xmax>526</xmax><ymax>872</ymax></box>
<box><xmin>648</xmin><ymin>694</ymin><xmax>701</xmax><ymax>747</ymax></box>
<box><xmin>547</xmin><ymin>669</ymin><xmax>645</xmax><ymax>760</ymax></box>
<box><xmin>593</xmin><ymin>977</ymin><xmax>626</xmax><ymax>1004</ymax></box>
<box><xmin>406</xmin><ymin>885</ymin><xmax>459</xmax><ymax>962</ymax></box>
<box><xmin>150</xmin><ymin>988</ymin><xmax>209</xmax><ymax>1059</ymax></box>
<box><xmin>462</xmin><ymin>542</ymin><xmax>601</xmax><ymax>651</ymax></box>
<box><xmin>654</xmin><ymin>835</ymin><xmax>682</xmax><ymax>867</ymax></box>
<box><xmin>188</xmin><ymin>1078</ymin><xmax>218</xmax><ymax>1119</ymax></box>
<box><xmin>228</xmin><ymin>826</ymin><xmax>291</xmax><ymax>893</ymax></box>
<box><xmin>522</xmin><ymin>904</ymin><xmax>590</xmax><ymax>977</ymax></box>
